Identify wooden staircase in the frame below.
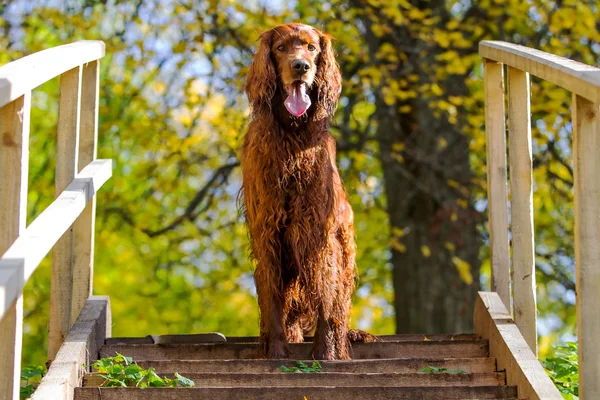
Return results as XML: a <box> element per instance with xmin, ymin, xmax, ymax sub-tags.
<box><xmin>74</xmin><ymin>333</ymin><xmax>519</xmax><ymax>399</ymax></box>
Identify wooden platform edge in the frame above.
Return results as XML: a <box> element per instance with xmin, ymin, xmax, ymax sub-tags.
<box><xmin>474</xmin><ymin>291</ymin><xmax>562</xmax><ymax>400</ymax></box>
<box><xmin>31</xmin><ymin>296</ymin><xmax>111</xmax><ymax>400</ymax></box>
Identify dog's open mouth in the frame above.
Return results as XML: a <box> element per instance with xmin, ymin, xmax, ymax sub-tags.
<box><xmin>284</xmin><ymin>81</ymin><xmax>311</xmax><ymax>117</ymax></box>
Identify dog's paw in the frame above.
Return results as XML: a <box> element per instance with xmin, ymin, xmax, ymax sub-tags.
<box><xmin>268</xmin><ymin>340</ymin><xmax>290</xmax><ymax>359</ymax></box>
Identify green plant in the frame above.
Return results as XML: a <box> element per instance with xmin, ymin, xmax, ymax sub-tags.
<box><xmin>279</xmin><ymin>361</ymin><xmax>322</xmax><ymax>373</ymax></box>
<box><xmin>91</xmin><ymin>353</ymin><xmax>194</xmax><ymax>388</ymax></box>
<box><xmin>20</xmin><ymin>365</ymin><xmax>46</xmax><ymax>399</ymax></box>
<box><xmin>543</xmin><ymin>342</ymin><xmax>578</xmax><ymax>399</ymax></box>
<box><xmin>418</xmin><ymin>366</ymin><xmax>468</xmax><ymax>374</ymax></box>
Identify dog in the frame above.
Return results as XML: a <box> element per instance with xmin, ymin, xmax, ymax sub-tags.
<box><xmin>240</xmin><ymin>23</ymin><xmax>375</xmax><ymax>360</ymax></box>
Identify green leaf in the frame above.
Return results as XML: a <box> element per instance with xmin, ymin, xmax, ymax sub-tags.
<box><xmin>175</xmin><ymin>372</ymin><xmax>195</xmax><ymax>387</ymax></box>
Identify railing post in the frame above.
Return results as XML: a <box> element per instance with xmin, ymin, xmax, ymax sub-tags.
<box><xmin>573</xmin><ymin>94</ymin><xmax>600</xmax><ymax>399</ymax></box>
<box><xmin>48</xmin><ymin>66</ymin><xmax>82</xmax><ymax>361</ymax></box>
<box><xmin>507</xmin><ymin>67</ymin><xmax>537</xmax><ymax>355</ymax></box>
<box><xmin>71</xmin><ymin>60</ymin><xmax>99</xmax><ymax>323</ymax></box>
<box><xmin>483</xmin><ymin>59</ymin><xmax>511</xmax><ymax>311</ymax></box>
<box><xmin>0</xmin><ymin>93</ymin><xmax>30</xmax><ymax>400</ymax></box>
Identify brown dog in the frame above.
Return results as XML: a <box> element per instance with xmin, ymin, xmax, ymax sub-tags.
<box><xmin>240</xmin><ymin>23</ymin><xmax>374</xmax><ymax>360</ymax></box>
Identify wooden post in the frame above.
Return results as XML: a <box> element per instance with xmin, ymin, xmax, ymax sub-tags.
<box><xmin>572</xmin><ymin>94</ymin><xmax>600</xmax><ymax>399</ymax></box>
<box><xmin>0</xmin><ymin>93</ymin><xmax>30</xmax><ymax>400</ymax></box>
<box><xmin>71</xmin><ymin>60</ymin><xmax>99</xmax><ymax>323</ymax></box>
<box><xmin>507</xmin><ymin>67</ymin><xmax>537</xmax><ymax>355</ymax></box>
<box><xmin>484</xmin><ymin>59</ymin><xmax>511</xmax><ymax>311</ymax></box>
<box><xmin>49</xmin><ymin>66</ymin><xmax>82</xmax><ymax>361</ymax></box>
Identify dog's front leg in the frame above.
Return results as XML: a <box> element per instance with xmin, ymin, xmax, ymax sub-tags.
<box><xmin>255</xmin><ymin>265</ymin><xmax>289</xmax><ymax>358</ymax></box>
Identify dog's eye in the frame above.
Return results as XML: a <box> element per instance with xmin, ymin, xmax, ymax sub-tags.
<box><xmin>277</xmin><ymin>45</ymin><xmax>285</xmax><ymax>52</ymax></box>
<box><xmin>308</xmin><ymin>44</ymin><xmax>316</xmax><ymax>51</ymax></box>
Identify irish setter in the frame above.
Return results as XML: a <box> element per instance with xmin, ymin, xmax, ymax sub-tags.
<box><xmin>240</xmin><ymin>23</ymin><xmax>375</xmax><ymax>360</ymax></box>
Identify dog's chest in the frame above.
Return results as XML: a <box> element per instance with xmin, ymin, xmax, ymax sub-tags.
<box><xmin>278</xmin><ymin>145</ymin><xmax>325</xmax><ymax>191</ymax></box>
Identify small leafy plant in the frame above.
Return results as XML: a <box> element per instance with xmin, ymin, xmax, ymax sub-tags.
<box><xmin>280</xmin><ymin>361</ymin><xmax>322</xmax><ymax>373</ymax></box>
<box><xmin>418</xmin><ymin>366</ymin><xmax>468</xmax><ymax>374</ymax></box>
<box><xmin>543</xmin><ymin>342</ymin><xmax>578</xmax><ymax>399</ymax></box>
<box><xmin>20</xmin><ymin>365</ymin><xmax>45</xmax><ymax>399</ymax></box>
<box><xmin>91</xmin><ymin>353</ymin><xmax>194</xmax><ymax>388</ymax></box>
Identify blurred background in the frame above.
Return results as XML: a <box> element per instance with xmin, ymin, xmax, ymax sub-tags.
<box><xmin>0</xmin><ymin>0</ymin><xmax>595</xmax><ymax>368</ymax></box>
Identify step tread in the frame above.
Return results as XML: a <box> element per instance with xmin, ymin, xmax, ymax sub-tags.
<box><xmin>131</xmin><ymin>357</ymin><xmax>497</xmax><ymax>373</ymax></box>
<box><xmin>100</xmin><ymin>340</ymin><xmax>489</xmax><ymax>360</ymax></box>
<box><xmin>83</xmin><ymin>371</ymin><xmax>506</xmax><ymax>388</ymax></box>
<box><xmin>105</xmin><ymin>333</ymin><xmax>479</xmax><ymax>345</ymax></box>
<box><xmin>74</xmin><ymin>386</ymin><xmax>518</xmax><ymax>400</ymax></box>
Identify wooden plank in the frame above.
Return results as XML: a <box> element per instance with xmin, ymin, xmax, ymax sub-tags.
<box><xmin>32</xmin><ymin>296</ymin><xmax>111</xmax><ymax>400</ymax></box>
<box><xmin>71</xmin><ymin>60</ymin><xmax>99</xmax><ymax>323</ymax></box>
<box><xmin>49</xmin><ymin>66</ymin><xmax>82</xmax><ymax>361</ymax></box>
<box><xmin>75</xmin><ymin>386</ymin><xmax>519</xmax><ymax>400</ymax></box>
<box><xmin>132</xmin><ymin>357</ymin><xmax>497</xmax><ymax>374</ymax></box>
<box><xmin>0</xmin><ymin>93</ymin><xmax>30</xmax><ymax>400</ymax></box>
<box><xmin>474</xmin><ymin>292</ymin><xmax>562</xmax><ymax>400</ymax></box>
<box><xmin>572</xmin><ymin>94</ymin><xmax>600</xmax><ymax>399</ymax></box>
<box><xmin>480</xmin><ymin>41</ymin><xmax>600</xmax><ymax>103</ymax></box>
<box><xmin>101</xmin><ymin>340</ymin><xmax>489</xmax><ymax>361</ymax></box>
<box><xmin>483</xmin><ymin>59</ymin><xmax>511</xmax><ymax>310</ymax></box>
<box><xmin>0</xmin><ymin>41</ymin><xmax>105</xmax><ymax>108</ymax></box>
<box><xmin>0</xmin><ymin>159</ymin><xmax>112</xmax><ymax>320</ymax></box>
<box><xmin>507</xmin><ymin>67</ymin><xmax>537</xmax><ymax>355</ymax></box>
<box><xmin>84</xmin><ymin>371</ymin><xmax>507</xmax><ymax>388</ymax></box>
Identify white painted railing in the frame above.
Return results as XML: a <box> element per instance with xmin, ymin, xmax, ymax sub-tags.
<box><xmin>481</xmin><ymin>40</ymin><xmax>600</xmax><ymax>399</ymax></box>
<box><xmin>0</xmin><ymin>41</ymin><xmax>111</xmax><ymax>400</ymax></box>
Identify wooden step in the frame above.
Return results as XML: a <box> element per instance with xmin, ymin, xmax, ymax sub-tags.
<box><xmin>75</xmin><ymin>386</ymin><xmax>518</xmax><ymax>399</ymax></box>
<box><xmin>131</xmin><ymin>357</ymin><xmax>496</xmax><ymax>374</ymax></box>
<box><xmin>105</xmin><ymin>333</ymin><xmax>479</xmax><ymax>345</ymax></box>
<box><xmin>83</xmin><ymin>371</ymin><xmax>506</xmax><ymax>388</ymax></box>
<box><xmin>100</xmin><ymin>340</ymin><xmax>489</xmax><ymax>360</ymax></box>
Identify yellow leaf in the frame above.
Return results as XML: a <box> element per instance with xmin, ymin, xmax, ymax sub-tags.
<box><xmin>452</xmin><ymin>256</ymin><xmax>473</xmax><ymax>285</ymax></box>
<box><xmin>391</xmin><ymin>237</ymin><xmax>407</xmax><ymax>253</ymax></box>
<box><xmin>421</xmin><ymin>245</ymin><xmax>431</xmax><ymax>258</ymax></box>
<box><xmin>423</xmin><ymin>336</ymin><xmax>431</xmax><ymax>341</ymax></box>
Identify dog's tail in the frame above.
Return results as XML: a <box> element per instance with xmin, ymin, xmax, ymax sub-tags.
<box><xmin>347</xmin><ymin>329</ymin><xmax>380</xmax><ymax>343</ymax></box>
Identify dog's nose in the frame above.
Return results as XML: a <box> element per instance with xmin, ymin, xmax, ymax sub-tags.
<box><xmin>292</xmin><ymin>59</ymin><xmax>310</xmax><ymax>74</ymax></box>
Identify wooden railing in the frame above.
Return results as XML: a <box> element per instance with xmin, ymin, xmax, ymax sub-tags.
<box><xmin>481</xmin><ymin>40</ymin><xmax>600</xmax><ymax>399</ymax></box>
<box><xmin>0</xmin><ymin>41</ymin><xmax>111</xmax><ymax>400</ymax></box>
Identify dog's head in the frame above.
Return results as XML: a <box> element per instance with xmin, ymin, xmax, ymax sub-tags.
<box><xmin>245</xmin><ymin>23</ymin><xmax>341</xmax><ymax>117</ymax></box>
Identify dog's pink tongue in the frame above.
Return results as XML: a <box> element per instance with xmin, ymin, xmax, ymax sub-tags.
<box><xmin>284</xmin><ymin>83</ymin><xmax>311</xmax><ymax>117</ymax></box>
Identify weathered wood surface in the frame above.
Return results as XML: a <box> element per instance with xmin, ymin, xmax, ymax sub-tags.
<box><xmin>75</xmin><ymin>386</ymin><xmax>519</xmax><ymax>400</ymax></box>
<box><xmin>131</xmin><ymin>357</ymin><xmax>496</xmax><ymax>374</ymax></box>
<box><xmin>105</xmin><ymin>333</ymin><xmax>478</xmax><ymax>345</ymax></box>
<box><xmin>507</xmin><ymin>66</ymin><xmax>537</xmax><ymax>355</ymax></box>
<box><xmin>49</xmin><ymin>65</ymin><xmax>83</xmax><ymax>361</ymax></box>
<box><xmin>572</xmin><ymin>94</ymin><xmax>600</xmax><ymax>399</ymax></box>
<box><xmin>84</xmin><ymin>371</ymin><xmax>506</xmax><ymax>388</ymax></box>
<box><xmin>0</xmin><ymin>93</ymin><xmax>30</xmax><ymax>400</ymax></box>
<box><xmin>474</xmin><ymin>292</ymin><xmax>562</xmax><ymax>400</ymax></box>
<box><xmin>480</xmin><ymin>41</ymin><xmax>600</xmax><ymax>103</ymax></box>
<box><xmin>101</xmin><ymin>340</ymin><xmax>489</xmax><ymax>361</ymax></box>
<box><xmin>0</xmin><ymin>41</ymin><xmax>105</xmax><ymax>108</ymax></box>
<box><xmin>32</xmin><ymin>296</ymin><xmax>111</xmax><ymax>400</ymax></box>
<box><xmin>71</xmin><ymin>60</ymin><xmax>99</xmax><ymax>324</ymax></box>
<box><xmin>483</xmin><ymin>59</ymin><xmax>511</xmax><ymax>311</ymax></box>
<box><xmin>0</xmin><ymin>159</ymin><xmax>112</xmax><ymax>321</ymax></box>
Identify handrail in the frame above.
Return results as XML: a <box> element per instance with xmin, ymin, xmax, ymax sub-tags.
<box><xmin>0</xmin><ymin>41</ymin><xmax>108</xmax><ymax>400</ymax></box>
<box><xmin>481</xmin><ymin>41</ymin><xmax>600</xmax><ymax>399</ymax></box>
<box><xmin>0</xmin><ymin>40</ymin><xmax>105</xmax><ymax>108</ymax></box>
<box><xmin>480</xmin><ymin>41</ymin><xmax>600</xmax><ymax>103</ymax></box>
<box><xmin>0</xmin><ymin>159</ymin><xmax>112</xmax><ymax>319</ymax></box>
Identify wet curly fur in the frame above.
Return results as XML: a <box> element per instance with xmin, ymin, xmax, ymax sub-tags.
<box><xmin>240</xmin><ymin>23</ymin><xmax>377</xmax><ymax>360</ymax></box>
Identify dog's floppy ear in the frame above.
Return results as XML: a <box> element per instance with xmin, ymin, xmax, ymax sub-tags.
<box><xmin>245</xmin><ymin>30</ymin><xmax>276</xmax><ymax>109</ymax></box>
<box><xmin>315</xmin><ymin>31</ymin><xmax>342</xmax><ymax>116</ymax></box>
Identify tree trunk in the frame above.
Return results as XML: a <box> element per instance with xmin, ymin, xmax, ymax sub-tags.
<box><xmin>361</xmin><ymin>6</ymin><xmax>482</xmax><ymax>334</ymax></box>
